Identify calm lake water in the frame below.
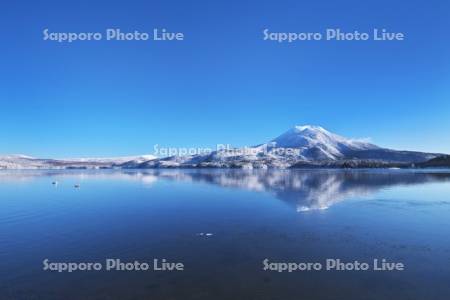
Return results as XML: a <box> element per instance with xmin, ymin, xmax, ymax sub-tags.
<box><xmin>1</xmin><ymin>169</ymin><xmax>450</xmax><ymax>300</ymax></box>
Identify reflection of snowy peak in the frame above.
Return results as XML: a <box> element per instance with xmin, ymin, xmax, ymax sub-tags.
<box><xmin>270</xmin><ymin>125</ymin><xmax>378</xmax><ymax>160</ymax></box>
<box><xmin>2</xmin><ymin>169</ymin><xmax>449</xmax><ymax>211</ymax></box>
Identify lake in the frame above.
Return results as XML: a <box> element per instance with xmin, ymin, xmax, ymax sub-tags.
<box><xmin>1</xmin><ymin>169</ymin><xmax>450</xmax><ymax>300</ymax></box>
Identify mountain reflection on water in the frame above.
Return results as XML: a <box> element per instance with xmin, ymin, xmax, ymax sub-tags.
<box><xmin>2</xmin><ymin>169</ymin><xmax>450</xmax><ymax>212</ymax></box>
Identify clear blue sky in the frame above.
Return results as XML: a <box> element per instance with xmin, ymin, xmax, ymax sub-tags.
<box><xmin>1</xmin><ymin>0</ymin><xmax>449</xmax><ymax>158</ymax></box>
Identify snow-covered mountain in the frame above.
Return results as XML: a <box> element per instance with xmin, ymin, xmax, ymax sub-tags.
<box><xmin>1</xmin><ymin>125</ymin><xmax>444</xmax><ymax>169</ymax></box>
<box><xmin>130</xmin><ymin>125</ymin><xmax>441</xmax><ymax>169</ymax></box>
<box><xmin>0</xmin><ymin>155</ymin><xmax>44</xmax><ymax>169</ymax></box>
<box><xmin>269</xmin><ymin>125</ymin><xmax>379</xmax><ymax>160</ymax></box>
<box><xmin>0</xmin><ymin>154</ymin><xmax>156</xmax><ymax>169</ymax></box>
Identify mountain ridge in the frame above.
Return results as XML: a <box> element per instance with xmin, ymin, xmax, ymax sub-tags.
<box><xmin>129</xmin><ymin>125</ymin><xmax>443</xmax><ymax>169</ymax></box>
<box><xmin>1</xmin><ymin>125</ymin><xmax>446</xmax><ymax>169</ymax></box>
<box><xmin>0</xmin><ymin>154</ymin><xmax>156</xmax><ymax>170</ymax></box>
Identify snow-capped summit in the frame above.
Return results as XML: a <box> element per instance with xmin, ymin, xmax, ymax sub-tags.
<box><xmin>270</xmin><ymin>125</ymin><xmax>378</xmax><ymax>160</ymax></box>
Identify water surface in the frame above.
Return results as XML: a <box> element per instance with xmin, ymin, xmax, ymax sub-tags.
<box><xmin>1</xmin><ymin>169</ymin><xmax>450</xmax><ymax>300</ymax></box>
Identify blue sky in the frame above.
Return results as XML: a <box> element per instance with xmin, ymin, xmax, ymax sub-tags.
<box><xmin>1</xmin><ymin>0</ymin><xmax>449</xmax><ymax>158</ymax></box>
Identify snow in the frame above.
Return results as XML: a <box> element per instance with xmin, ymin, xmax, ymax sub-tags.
<box><xmin>0</xmin><ymin>125</ymin><xmax>439</xmax><ymax>169</ymax></box>
<box><xmin>64</xmin><ymin>155</ymin><xmax>157</xmax><ymax>163</ymax></box>
<box><xmin>0</xmin><ymin>154</ymin><xmax>156</xmax><ymax>169</ymax></box>
<box><xmin>269</xmin><ymin>125</ymin><xmax>378</xmax><ymax>160</ymax></box>
<box><xmin>0</xmin><ymin>154</ymin><xmax>36</xmax><ymax>161</ymax></box>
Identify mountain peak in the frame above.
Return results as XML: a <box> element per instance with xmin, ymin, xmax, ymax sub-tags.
<box><xmin>270</xmin><ymin>125</ymin><xmax>378</xmax><ymax>160</ymax></box>
<box><xmin>293</xmin><ymin>125</ymin><xmax>326</xmax><ymax>132</ymax></box>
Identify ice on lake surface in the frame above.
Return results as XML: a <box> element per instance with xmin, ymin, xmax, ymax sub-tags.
<box><xmin>1</xmin><ymin>169</ymin><xmax>450</xmax><ymax>300</ymax></box>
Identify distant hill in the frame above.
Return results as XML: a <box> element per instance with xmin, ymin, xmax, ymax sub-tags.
<box><xmin>417</xmin><ymin>155</ymin><xmax>450</xmax><ymax>168</ymax></box>
<box><xmin>0</xmin><ymin>154</ymin><xmax>156</xmax><ymax>169</ymax></box>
